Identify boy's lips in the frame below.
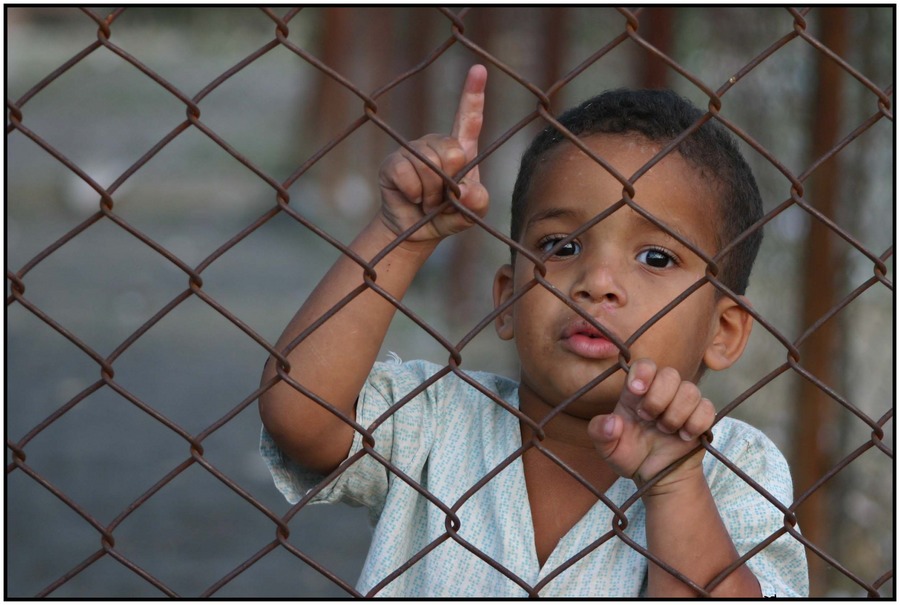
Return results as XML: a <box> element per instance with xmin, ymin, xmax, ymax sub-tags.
<box><xmin>560</xmin><ymin>318</ymin><xmax>621</xmax><ymax>359</ymax></box>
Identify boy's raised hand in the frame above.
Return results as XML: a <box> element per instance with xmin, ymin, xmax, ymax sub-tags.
<box><xmin>588</xmin><ymin>359</ymin><xmax>717</xmax><ymax>489</ymax></box>
<box><xmin>378</xmin><ymin>64</ymin><xmax>489</xmax><ymax>242</ymax></box>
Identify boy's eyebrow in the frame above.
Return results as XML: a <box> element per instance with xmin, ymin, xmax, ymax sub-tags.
<box><xmin>523</xmin><ymin>207</ymin><xmax>582</xmax><ymax>230</ymax></box>
<box><xmin>629</xmin><ymin>209</ymin><xmax>709</xmax><ymax>253</ymax></box>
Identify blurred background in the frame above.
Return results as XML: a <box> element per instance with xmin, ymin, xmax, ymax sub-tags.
<box><xmin>6</xmin><ymin>6</ymin><xmax>894</xmax><ymax>598</ymax></box>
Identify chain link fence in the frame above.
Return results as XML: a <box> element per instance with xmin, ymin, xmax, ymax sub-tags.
<box><xmin>6</xmin><ymin>6</ymin><xmax>893</xmax><ymax>598</ymax></box>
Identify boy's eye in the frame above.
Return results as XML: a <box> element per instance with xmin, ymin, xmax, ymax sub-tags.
<box><xmin>637</xmin><ymin>248</ymin><xmax>677</xmax><ymax>268</ymax></box>
<box><xmin>539</xmin><ymin>237</ymin><xmax>582</xmax><ymax>257</ymax></box>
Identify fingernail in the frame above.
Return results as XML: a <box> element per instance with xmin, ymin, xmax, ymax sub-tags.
<box><xmin>636</xmin><ymin>407</ymin><xmax>652</xmax><ymax>421</ymax></box>
<box><xmin>603</xmin><ymin>416</ymin><xmax>616</xmax><ymax>437</ymax></box>
<box><xmin>679</xmin><ymin>429</ymin><xmax>692</xmax><ymax>441</ymax></box>
<box><xmin>631</xmin><ymin>379</ymin><xmax>646</xmax><ymax>393</ymax></box>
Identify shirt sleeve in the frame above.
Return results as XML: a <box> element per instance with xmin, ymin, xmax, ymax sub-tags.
<box><xmin>706</xmin><ymin>419</ymin><xmax>810</xmax><ymax>597</ymax></box>
<box><xmin>258</xmin><ymin>358</ymin><xmax>443</xmax><ymax>521</ymax></box>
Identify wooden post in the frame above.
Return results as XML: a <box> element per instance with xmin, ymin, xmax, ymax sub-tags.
<box><xmin>792</xmin><ymin>7</ymin><xmax>848</xmax><ymax>596</ymax></box>
<box><xmin>639</xmin><ymin>7</ymin><xmax>674</xmax><ymax>89</ymax></box>
<box><xmin>541</xmin><ymin>7</ymin><xmax>567</xmax><ymax>95</ymax></box>
<box><xmin>313</xmin><ymin>7</ymin><xmax>354</xmax><ymax>210</ymax></box>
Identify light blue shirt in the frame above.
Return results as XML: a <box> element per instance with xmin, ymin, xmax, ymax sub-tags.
<box><xmin>261</xmin><ymin>358</ymin><xmax>809</xmax><ymax>597</ymax></box>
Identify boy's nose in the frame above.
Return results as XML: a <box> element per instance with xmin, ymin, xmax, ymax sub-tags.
<box><xmin>569</xmin><ymin>258</ymin><xmax>627</xmax><ymax>307</ymax></box>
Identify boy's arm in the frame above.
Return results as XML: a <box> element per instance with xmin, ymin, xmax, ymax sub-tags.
<box><xmin>640</xmin><ymin>463</ymin><xmax>761</xmax><ymax>597</ymax></box>
<box><xmin>259</xmin><ymin>65</ymin><xmax>488</xmax><ymax>475</ymax></box>
<box><xmin>588</xmin><ymin>360</ymin><xmax>762</xmax><ymax>597</ymax></box>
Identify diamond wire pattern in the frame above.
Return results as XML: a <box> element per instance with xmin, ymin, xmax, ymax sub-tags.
<box><xmin>6</xmin><ymin>6</ymin><xmax>893</xmax><ymax>597</ymax></box>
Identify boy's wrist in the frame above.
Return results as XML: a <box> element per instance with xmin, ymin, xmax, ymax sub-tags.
<box><xmin>636</xmin><ymin>452</ymin><xmax>707</xmax><ymax>501</ymax></box>
<box><xmin>369</xmin><ymin>216</ymin><xmax>442</xmax><ymax>261</ymax></box>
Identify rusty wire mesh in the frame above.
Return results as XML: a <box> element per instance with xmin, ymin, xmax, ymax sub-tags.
<box><xmin>6</xmin><ymin>6</ymin><xmax>894</xmax><ymax>598</ymax></box>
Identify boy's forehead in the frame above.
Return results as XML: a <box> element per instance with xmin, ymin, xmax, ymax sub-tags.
<box><xmin>522</xmin><ymin>133</ymin><xmax>721</xmax><ymax>245</ymax></box>
<box><xmin>533</xmin><ymin>133</ymin><xmax>716</xmax><ymax>200</ymax></box>
<box><xmin>539</xmin><ymin>132</ymin><xmax>669</xmax><ymax>177</ymax></box>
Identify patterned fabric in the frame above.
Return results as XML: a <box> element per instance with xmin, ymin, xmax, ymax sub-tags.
<box><xmin>260</xmin><ymin>358</ymin><xmax>809</xmax><ymax>597</ymax></box>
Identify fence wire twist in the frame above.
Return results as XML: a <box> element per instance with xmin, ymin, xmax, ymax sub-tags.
<box><xmin>6</xmin><ymin>6</ymin><xmax>894</xmax><ymax>598</ymax></box>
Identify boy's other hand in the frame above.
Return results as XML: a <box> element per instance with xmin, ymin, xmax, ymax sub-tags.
<box><xmin>587</xmin><ymin>359</ymin><xmax>716</xmax><ymax>491</ymax></box>
<box><xmin>378</xmin><ymin>64</ymin><xmax>489</xmax><ymax>242</ymax></box>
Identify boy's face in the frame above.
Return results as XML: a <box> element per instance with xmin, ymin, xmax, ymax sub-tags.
<box><xmin>494</xmin><ymin>133</ymin><xmax>732</xmax><ymax>418</ymax></box>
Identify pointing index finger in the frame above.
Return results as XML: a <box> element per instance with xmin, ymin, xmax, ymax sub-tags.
<box><xmin>450</xmin><ymin>64</ymin><xmax>487</xmax><ymax>160</ymax></box>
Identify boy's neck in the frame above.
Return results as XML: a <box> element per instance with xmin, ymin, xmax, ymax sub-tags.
<box><xmin>517</xmin><ymin>383</ymin><xmax>621</xmax><ymax>530</ymax></box>
<box><xmin>518</xmin><ymin>383</ymin><xmax>602</xmax><ymax>453</ymax></box>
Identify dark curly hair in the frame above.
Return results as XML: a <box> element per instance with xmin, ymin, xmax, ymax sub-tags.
<box><xmin>510</xmin><ymin>89</ymin><xmax>763</xmax><ymax>295</ymax></box>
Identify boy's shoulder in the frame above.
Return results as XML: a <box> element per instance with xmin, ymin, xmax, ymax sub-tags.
<box><xmin>710</xmin><ymin>416</ymin><xmax>782</xmax><ymax>454</ymax></box>
<box><xmin>705</xmin><ymin>416</ymin><xmax>793</xmax><ymax>492</ymax></box>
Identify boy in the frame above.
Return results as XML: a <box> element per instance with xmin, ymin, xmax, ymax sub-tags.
<box><xmin>258</xmin><ymin>65</ymin><xmax>809</xmax><ymax>597</ymax></box>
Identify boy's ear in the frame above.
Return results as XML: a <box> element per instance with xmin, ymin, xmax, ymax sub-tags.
<box><xmin>492</xmin><ymin>264</ymin><xmax>515</xmax><ymax>341</ymax></box>
<box><xmin>703</xmin><ymin>295</ymin><xmax>753</xmax><ymax>371</ymax></box>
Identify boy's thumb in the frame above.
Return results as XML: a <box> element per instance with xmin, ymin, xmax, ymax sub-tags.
<box><xmin>587</xmin><ymin>414</ymin><xmax>623</xmax><ymax>460</ymax></box>
<box><xmin>458</xmin><ymin>179</ymin><xmax>489</xmax><ymax>217</ymax></box>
